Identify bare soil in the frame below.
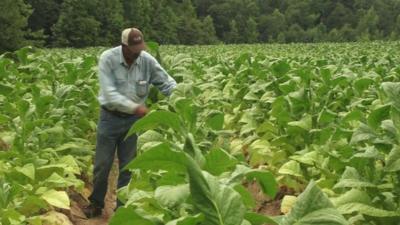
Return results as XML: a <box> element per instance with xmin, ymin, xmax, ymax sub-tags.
<box><xmin>246</xmin><ymin>181</ymin><xmax>296</xmax><ymax>217</ymax></box>
<box><xmin>67</xmin><ymin>161</ymin><xmax>119</xmax><ymax>225</ymax></box>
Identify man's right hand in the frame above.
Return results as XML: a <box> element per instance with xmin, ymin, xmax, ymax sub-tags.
<box><xmin>134</xmin><ymin>105</ymin><xmax>149</xmax><ymax>117</ymax></box>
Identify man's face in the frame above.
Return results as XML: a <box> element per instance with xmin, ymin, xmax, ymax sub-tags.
<box><xmin>126</xmin><ymin>29</ymin><xmax>145</xmax><ymax>58</ymax></box>
<box><xmin>126</xmin><ymin>46</ymin><xmax>141</xmax><ymax>59</ymax></box>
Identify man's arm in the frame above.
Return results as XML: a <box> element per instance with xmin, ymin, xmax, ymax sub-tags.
<box><xmin>149</xmin><ymin>59</ymin><xmax>177</xmax><ymax>96</ymax></box>
<box><xmin>98</xmin><ymin>55</ymin><xmax>139</xmax><ymax>114</ymax></box>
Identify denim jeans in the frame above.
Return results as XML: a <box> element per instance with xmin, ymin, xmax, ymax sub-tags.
<box><xmin>88</xmin><ymin>108</ymin><xmax>139</xmax><ymax>208</ymax></box>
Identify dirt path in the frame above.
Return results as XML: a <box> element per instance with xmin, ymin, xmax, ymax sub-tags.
<box><xmin>68</xmin><ymin>161</ymin><xmax>119</xmax><ymax>225</ymax></box>
<box><xmin>246</xmin><ymin>181</ymin><xmax>295</xmax><ymax>217</ymax></box>
<box><xmin>65</xmin><ymin>163</ymin><xmax>289</xmax><ymax>225</ymax></box>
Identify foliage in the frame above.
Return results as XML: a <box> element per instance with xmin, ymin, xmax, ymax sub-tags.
<box><xmin>3</xmin><ymin>0</ymin><xmax>400</xmax><ymax>49</ymax></box>
<box><xmin>2</xmin><ymin>42</ymin><xmax>400</xmax><ymax>224</ymax></box>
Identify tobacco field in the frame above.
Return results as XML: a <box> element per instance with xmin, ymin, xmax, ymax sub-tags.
<box><xmin>1</xmin><ymin>42</ymin><xmax>400</xmax><ymax>225</ymax></box>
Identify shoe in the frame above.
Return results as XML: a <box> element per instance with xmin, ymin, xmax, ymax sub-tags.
<box><xmin>82</xmin><ymin>203</ymin><xmax>102</xmax><ymax>218</ymax></box>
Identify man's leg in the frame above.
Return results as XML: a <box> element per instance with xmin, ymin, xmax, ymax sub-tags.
<box><xmin>115</xmin><ymin>117</ymin><xmax>138</xmax><ymax>208</ymax></box>
<box><xmin>85</xmin><ymin>110</ymin><xmax>118</xmax><ymax>217</ymax></box>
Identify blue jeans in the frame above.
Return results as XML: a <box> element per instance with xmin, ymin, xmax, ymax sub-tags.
<box><xmin>89</xmin><ymin>108</ymin><xmax>139</xmax><ymax>208</ymax></box>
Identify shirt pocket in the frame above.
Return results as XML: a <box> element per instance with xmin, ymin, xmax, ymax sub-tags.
<box><xmin>136</xmin><ymin>80</ymin><xmax>149</xmax><ymax>97</ymax></box>
<box><xmin>113</xmin><ymin>69</ymin><xmax>127</xmax><ymax>84</ymax></box>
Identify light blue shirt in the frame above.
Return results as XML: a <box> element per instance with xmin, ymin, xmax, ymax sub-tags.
<box><xmin>98</xmin><ymin>46</ymin><xmax>177</xmax><ymax>114</ymax></box>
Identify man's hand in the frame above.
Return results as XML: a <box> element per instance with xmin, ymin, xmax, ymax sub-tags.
<box><xmin>134</xmin><ymin>105</ymin><xmax>149</xmax><ymax>117</ymax></box>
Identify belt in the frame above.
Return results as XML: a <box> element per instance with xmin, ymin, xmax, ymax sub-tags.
<box><xmin>101</xmin><ymin>106</ymin><xmax>134</xmax><ymax>118</ymax></box>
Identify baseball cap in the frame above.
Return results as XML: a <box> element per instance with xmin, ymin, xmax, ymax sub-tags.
<box><xmin>121</xmin><ymin>28</ymin><xmax>146</xmax><ymax>53</ymax></box>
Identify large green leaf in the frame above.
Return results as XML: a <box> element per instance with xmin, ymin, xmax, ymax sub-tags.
<box><xmin>109</xmin><ymin>206</ymin><xmax>155</xmax><ymax>225</ymax></box>
<box><xmin>281</xmin><ymin>181</ymin><xmax>349</xmax><ymax>225</ymax></box>
<box><xmin>244</xmin><ymin>212</ymin><xmax>278</xmax><ymax>225</ymax></box>
<box><xmin>15</xmin><ymin>163</ymin><xmax>35</xmax><ymax>180</ymax></box>
<box><xmin>183</xmin><ymin>133</ymin><xmax>206</xmax><ymax>167</ymax></box>
<box><xmin>1</xmin><ymin>209</ymin><xmax>26</xmax><ymax>225</ymax></box>
<box><xmin>271</xmin><ymin>60</ymin><xmax>291</xmax><ymax>76</ymax></box>
<box><xmin>190</xmin><ymin>171</ymin><xmax>246</xmax><ymax>225</ymax></box>
<box><xmin>288</xmin><ymin>114</ymin><xmax>312</xmax><ymax>131</ymax></box>
<box><xmin>165</xmin><ymin>214</ymin><xmax>204</xmax><ymax>225</ymax></box>
<box><xmin>271</xmin><ymin>96</ymin><xmax>291</xmax><ymax>123</ymax></box>
<box><xmin>173</xmin><ymin>98</ymin><xmax>198</xmax><ymax>130</ymax></box>
<box><xmin>204</xmin><ymin>148</ymin><xmax>238</xmax><ymax>176</ymax></box>
<box><xmin>350</xmin><ymin>123</ymin><xmax>377</xmax><ymax>144</ymax></box>
<box><xmin>290</xmin><ymin>150</ymin><xmax>322</xmax><ymax>166</ymax></box>
<box><xmin>17</xmin><ymin>99</ymin><xmax>30</xmax><ymax>117</ymax></box>
<box><xmin>391</xmin><ymin>107</ymin><xmax>400</xmax><ymax>135</ymax></box>
<box><xmin>333</xmin><ymin>167</ymin><xmax>375</xmax><ymax>189</ymax></box>
<box><xmin>354</xmin><ymin>77</ymin><xmax>374</xmax><ymax>94</ymax></box>
<box><xmin>137</xmin><ymin>130</ymin><xmax>165</xmax><ymax>150</ymax></box>
<box><xmin>382</xmin><ymin>82</ymin><xmax>400</xmax><ymax>111</ymax></box>
<box><xmin>0</xmin><ymin>84</ymin><xmax>13</xmax><ymax>96</ymax></box>
<box><xmin>227</xmin><ymin>165</ymin><xmax>278</xmax><ymax>198</ymax></box>
<box><xmin>367</xmin><ymin>104</ymin><xmax>391</xmax><ymax>130</ymax></box>
<box><xmin>206</xmin><ymin>111</ymin><xmax>224</xmax><ymax>131</ymax></box>
<box><xmin>41</xmin><ymin>190</ymin><xmax>70</xmax><ymax>209</ymax></box>
<box><xmin>154</xmin><ymin>184</ymin><xmax>190</xmax><ymax>208</ymax></box>
<box><xmin>233</xmin><ymin>185</ymin><xmax>256</xmax><ymax>208</ymax></box>
<box><xmin>337</xmin><ymin>203</ymin><xmax>400</xmax><ymax>217</ymax></box>
<box><xmin>246</xmin><ymin>170</ymin><xmax>278</xmax><ymax>198</ymax></box>
<box><xmin>279</xmin><ymin>160</ymin><xmax>303</xmax><ymax>178</ymax></box>
<box><xmin>126</xmin><ymin>110</ymin><xmax>184</xmax><ymax>138</ymax></box>
<box><xmin>125</xmin><ymin>143</ymin><xmax>187</xmax><ymax>173</ymax></box>
<box><xmin>385</xmin><ymin>146</ymin><xmax>400</xmax><ymax>172</ymax></box>
<box><xmin>331</xmin><ymin>189</ymin><xmax>371</xmax><ymax>207</ymax></box>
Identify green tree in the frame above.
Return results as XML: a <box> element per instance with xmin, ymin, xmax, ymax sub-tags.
<box><xmin>327</xmin><ymin>28</ymin><xmax>342</xmax><ymax>42</ymax></box>
<box><xmin>20</xmin><ymin>0</ymin><xmax>400</xmax><ymax>45</ymax></box>
<box><xmin>122</xmin><ymin>0</ymin><xmax>152</xmax><ymax>36</ymax></box>
<box><xmin>285</xmin><ymin>0</ymin><xmax>319</xmax><ymax>30</ymax></box>
<box><xmin>243</xmin><ymin>17</ymin><xmax>259</xmax><ymax>43</ymax></box>
<box><xmin>53</xmin><ymin>0</ymin><xmax>100</xmax><ymax>47</ymax></box>
<box><xmin>208</xmin><ymin>0</ymin><xmax>259</xmax><ymax>42</ymax></box>
<box><xmin>229</xmin><ymin>0</ymin><xmax>260</xmax><ymax>36</ymax></box>
<box><xmin>53</xmin><ymin>0</ymin><xmax>123</xmax><ymax>47</ymax></box>
<box><xmin>208</xmin><ymin>1</ymin><xmax>237</xmax><ymax>40</ymax></box>
<box><xmin>150</xmin><ymin>1</ymin><xmax>179</xmax><ymax>44</ymax></box>
<box><xmin>390</xmin><ymin>14</ymin><xmax>400</xmax><ymax>40</ymax></box>
<box><xmin>276</xmin><ymin>32</ymin><xmax>286</xmax><ymax>43</ymax></box>
<box><xmin>305</xmin><ymin>23</ymin><xmax>327</xmax><ymax>42</ymax></box>
<box><xmin>94</xmin><ymin>0</ymin><xmax>124</xmax><ymax>45</ymax></box>
<box><xmin>354</xmin><ymin>0</ymin><xmax>373</xmax><ymax>10</ymax></box>
<box><xmin>258</xmin><ymin>9</ymin><xmax>286</xmax><ymax>42</ymax></box>
<box><xmin>193</xmin><ymin>0</ymin><xmax>214</xmax><ymax>17</ymax></box>
<box><xmin>26</xmin><ymin>0</ymin><xmax>63</xmax><ymax>45</ymax></box>
<box><xmin>176</xmin><ymin>0</ymin><xmax>204</xmax><ymax>44</ymax></box>
<box><xmin>356</xmin><ymin>7</ymin><xmax>380</xmax><ymax>40</ymax></box>
<box><xmin>285</xmin><ymin>23</ymin><xmax>306</xmax><ymax>43</ymax></box>
<box><xmin>340</xmin><ymin>23</ymin><xmax>357</xmax><ymax>41</ymax></box>
<box><xmin>0</xmin><ymin>0</ymin><xmax>32</xmax><ymax>52</ymax></box>
<box><xmin>199</xmin><ymin>16</ymin><xmax>219</xmax><ymax>44</ymax></box>
<box><xmin>225</xmin><ymin>20</ymin><xmax>240</xmax><ymax>43</ymax></box>
<box><xmin>373</xmin><ymin>0</ymin><xmax>400</xmax><ymax>37</ymax></box>
<box><xmin>325</xmin><ymin>3</ymin><xmax>355</xmax><ymax>29</ymax></box>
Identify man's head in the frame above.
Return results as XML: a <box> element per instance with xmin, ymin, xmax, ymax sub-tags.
<box><xmin>121</xmin><ymin>28</ymin><xmax>146</xmax><ymax>54</ymax></box>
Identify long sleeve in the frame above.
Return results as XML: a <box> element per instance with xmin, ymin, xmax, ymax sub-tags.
<box><xmin>98</xmin><ymin>55</ymin><xmax>139</xmax><ymax>114</ymax></box>
<box><xmin>150</xmin><ymin>59</ymin><xmax>177</xmax><ymax>96</ymax></box>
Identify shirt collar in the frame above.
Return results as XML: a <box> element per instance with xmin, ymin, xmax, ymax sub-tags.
<box><xmin>119</xmin><ymin>46</ymin><xmax>142</xmax><ymax>68</ymax></box>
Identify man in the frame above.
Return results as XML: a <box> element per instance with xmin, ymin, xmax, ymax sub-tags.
<box><xmin>83</xmin><ymin>28</ymin><xmax>177</xmax><ymax>218</ymax></box>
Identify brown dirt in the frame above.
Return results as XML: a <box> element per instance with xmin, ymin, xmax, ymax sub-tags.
<box><xmin>246</xmin><ymin>181</ymin><xmax>296</xmax><ymax>217</ymax></box>
<box><xmin>67</xmin><ymin>160</ymin><xmax>119</xmax><ymax>225</ymax></box>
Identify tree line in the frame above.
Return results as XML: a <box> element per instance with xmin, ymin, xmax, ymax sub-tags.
<box><xmin>1</xmin><ymin>0</ymin><xmax>400</xmax><ymax>52</ymax></box>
